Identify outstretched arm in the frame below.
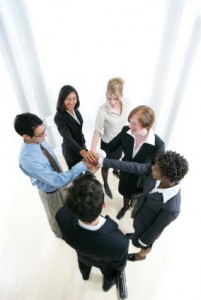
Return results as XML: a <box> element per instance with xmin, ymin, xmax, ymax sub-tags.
<box><xmin>90</xmin><ymin>130</ymin><xmax>101</xmax><ymax>152</ymax></box>
<box><xmin>101</xmin><ymin>158</ymin><xmax>151</xmax><ymax>176</ymax></box>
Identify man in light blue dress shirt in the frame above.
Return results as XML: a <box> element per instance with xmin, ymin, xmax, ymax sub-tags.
<box><xmin>14</xmin><ymin>113</ymin><xmax>95</xmax><ymax>238</ymax></box>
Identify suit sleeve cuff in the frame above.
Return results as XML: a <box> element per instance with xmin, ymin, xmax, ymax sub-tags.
<box><xmin>138</xmin><ymin>238</ymin><xmax>147</xmax><ymax>247</ymax></box>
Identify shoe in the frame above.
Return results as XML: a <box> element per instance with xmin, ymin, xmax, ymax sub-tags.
<box><xmin>81</xmin><ymin>272</ymin><xmax>90</xmax><ymax>280</ymax></box>
<box><xmin>116</xmin><ymin>207</ymin><xmax>129</xmax><ymax>220</ymax></box>
<box><xmin>112</xmin><ymin>169</ymin><xmax>120</xmax><ymax>179</ymax></box>
<box><xmin>127</xmin><ymin>253</ymin><xmax>146</xmax><ymax>262</ymax></box>
<box><xmin>102</xmin><ymin>278</ymin><xmax>116</xmax><ymax>292</ymax></box>
<box><xmin>126</xmin><ymin>233</ymin><xmax>133</xmax><ymax>240</ymax></box>
<box><xmin>104</xmin><ymin>184</ymin><xmax>113</xmax><ymax>199</ymax></box>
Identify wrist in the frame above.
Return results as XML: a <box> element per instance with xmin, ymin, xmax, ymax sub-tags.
<box><xmin>80</xmin><ymin>149</ymin><xmax>86</xmax><ymax>157</ymax></box>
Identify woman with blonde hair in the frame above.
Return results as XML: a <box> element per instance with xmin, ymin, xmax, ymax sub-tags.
<box><xmin>90</xmin><ymin>77</ymin><xmax>128</xmax><ymax>198</ymax></box>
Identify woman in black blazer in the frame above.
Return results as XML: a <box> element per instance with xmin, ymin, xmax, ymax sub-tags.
<box><xmin>101</xmin><ymin>151</ymin><xmax>189</xmax><ymax>261</ymax></box>
<box><xmin>105</xmin><ymin>105</ymin><xmax>165</xmax><ymax>220</ymax></box>
<box><xmin>54</xmin><ymin>85</ymin><xmax>96</xmax><ymax>169</ymax></box>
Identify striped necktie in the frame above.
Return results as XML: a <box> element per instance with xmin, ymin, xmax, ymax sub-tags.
<box><xmin>40</xmin><ymin>144</ymin><xmax>62</xmax><ymax>173</ymax></box>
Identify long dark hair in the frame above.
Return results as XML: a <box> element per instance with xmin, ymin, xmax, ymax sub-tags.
<box><xmin>56</xmin><ymin>85</ymin><xmax>80</xmax><ymax>112</ymax></box>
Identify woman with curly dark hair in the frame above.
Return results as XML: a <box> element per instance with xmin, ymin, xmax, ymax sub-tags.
<box><xmin>99</xmin><ymin>150</ymin><xmax>189</xmax><ymax>261</ymax></box>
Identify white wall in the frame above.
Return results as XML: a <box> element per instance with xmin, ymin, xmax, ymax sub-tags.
<box><xmin>1</xmin><ymin>0</ymin><xmax>201</xmax><ymax>151</ymax></box>
<box><xmin>1</xmin><ymin>2</ymin><xmax>201</xmax><ymax>298</ymax></box>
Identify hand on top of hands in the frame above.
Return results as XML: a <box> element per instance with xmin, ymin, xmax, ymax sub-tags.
<box><xmin>82</xmin><ymin>160</ymin><xmax>100</xmax><ymax>173</ymax></box>
<box><xmin>80</xmin><ymin>149</ymin><xmax>99</xmax><ymax>165</ymax></box>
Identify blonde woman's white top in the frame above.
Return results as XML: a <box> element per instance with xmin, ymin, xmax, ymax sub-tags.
<box><xmin>94</xmin><ymin>100</ymin><xmax>128</xmax><ymax>143</ymax></box>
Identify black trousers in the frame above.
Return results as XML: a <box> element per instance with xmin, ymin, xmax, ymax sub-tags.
<box><xmin>78</xmin><ymin>259</ymin><xmax>117</xmax><ymax>282</ymax></box>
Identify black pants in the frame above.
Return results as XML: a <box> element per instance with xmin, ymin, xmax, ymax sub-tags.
<box><xmin>78</xmin><ymin>260</ymin><xmax>116</xmax><ymax>282</ymax></box>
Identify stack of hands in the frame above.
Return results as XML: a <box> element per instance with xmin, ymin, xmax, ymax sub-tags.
<box><xmin>82</xmin><ymin>150</ymin><xmax>106</xmax><ymax>173</ymax></box>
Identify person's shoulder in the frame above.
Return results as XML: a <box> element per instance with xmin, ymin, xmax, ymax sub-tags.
<box><xmin>21</xmin><ymin>141</ymin><xmax>39</xmax><ymax>152</ymax></box>
<box><xmin>95</xmin><ymin>103</ymin><xmax>108</xmax><ymax>118</ymax></box>
<box><xmin>122</xmin><ymin>125</ymin><xmax>130</xmax><ymax>133</ymax></box>
<box><xmin>98</xmin><ymin>103</ymin><xmax>107</xmax><ymax>111</ymax></box>
<box><xmin>54</xmin><ymin>110</ymin><xmax>64</xmax><ymax>121</ymax></box>
<box><xmin>107</xmin><ymin>229</ymin><xmax>129</xmax><ymax>251</ymax></box>
<box><xmin>154</xmin><ymin>133</ymin><xmax>165</xmax><ymax>146</ymax></box>
<box><xmin>54</xmin><ymin>110</ymin><xmax>63</xmax><ymax>117</ymax></box>
<box><xmin>19</xmin><ymin>143</ymin><xmax>40</xmax><ymax>167</ymax></box>
<box><xmin>19</xmin><ymin>143</ymin><xmax>29</xmax><ymax>158</ymax></box>
<box><xmin>103</xmin><ymin>217</ymin><xmax>129</xmax><ymax>247</ymax></box>
<box><xmin>105</xmin><ymin>216</ymin><xmax>128</xmax><ymax>237</ymax></box>
<box><xmin>56</xmin><ymin>206</ymin><xmax>70</xmax><ymax>221</ymax></box>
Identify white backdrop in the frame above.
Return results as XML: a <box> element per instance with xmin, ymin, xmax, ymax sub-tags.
<box><xmin>1</xmin><ymin>0</ymin><xmax>201</xmax><ymax>200</ymax></box>
<box><xmin>1</xmin><ymin>0</ymin><xmax>201</xmax><ymax>149</ymax></box>
<box><xmin>0</xmin><ymin>1</ymin><xmax>201</xmax><ymax>299</ymax></box>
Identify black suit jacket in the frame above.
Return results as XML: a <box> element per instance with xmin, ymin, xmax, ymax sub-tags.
<box><xmin>56</xmin><ymin>207</ymin><xmax>129</xmax><ymax>271</ymax></box>
<box><xmin>105</xmin><ymin>126</ymin><xmax>165</xmax><ymax>197</ymax></box>
<box><xmin>54</xmin><ymin>109</ymin><xmax>86</xmax><ymax>168</ymax></box>
<box><xmin>103</xmin><ymin>159</ymin><xmax>181</xmax><ymax>247</ymax></box>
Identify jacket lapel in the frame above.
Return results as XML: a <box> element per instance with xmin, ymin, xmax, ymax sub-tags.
<box><xmin>63</xmin><ymin>110</ymin><xmax>82</xmax><ymax>126</ymax></box>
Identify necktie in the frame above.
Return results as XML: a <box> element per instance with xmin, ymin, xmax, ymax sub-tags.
<box><xmin>40</xmin><ymin>144</ymin><xmax>62</xmax><ymax>173</ymax></box>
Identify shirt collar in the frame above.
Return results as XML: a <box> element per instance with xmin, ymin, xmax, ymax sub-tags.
<box><xmin>78</xmin><ymin>215</ymin><xmax>106</xmax><ymax>231</ymax></box>
<box><xmin>150</xmin><ymin>180</ymin><xmax>181</xmax><ymax>203</ymax></box>
<box><xmin>66</xmin><ymin>109</ymin><xmax>75</xmax><ymax>116</ymax></box>
<box><xmin>105</xmin><ymin>100</ymin><xmax>126</xmax><ymax>115</ymax></box>
<box><xmin>127</xmin><ymin>128</ymin><xmax>155</xmax><ymax>146</ymax></box>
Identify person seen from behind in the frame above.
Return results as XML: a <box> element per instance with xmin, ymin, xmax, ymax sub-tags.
<box><xmin>56</xmin><ymin>172</ymin><xmax>129</xmax><ymax>292</ymax></box>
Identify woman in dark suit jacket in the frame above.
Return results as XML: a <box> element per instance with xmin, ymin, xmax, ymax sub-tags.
<box><xmin>101</xmin><ymin>151</ymin><xmax>189</xmax><ymax>261</ymax></box>
<box><xmin>54</xmin><ymin>85</ymin><xmax>96</xmax><ymax>169</ymax></box>
<box><xmin>105</xmin><ymin>105</ymin><xmax>165</xmax><ymax>220</ymax></box>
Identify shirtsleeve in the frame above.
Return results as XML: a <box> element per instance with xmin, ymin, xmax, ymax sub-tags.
<box><xmin>94</xmin><ymin>107</ymin><xmax>105</xmax><ymax>135</ymax></box>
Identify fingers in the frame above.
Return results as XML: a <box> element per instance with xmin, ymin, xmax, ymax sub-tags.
<box><xmin>83</xmin><ymin>151</ymin><xmax>99</xmax><ymax>164</ymax></box>
<box><xmin>83</xmin><ymin>160</ymin><xmax>99</xmax><ymax>171</ymax></box>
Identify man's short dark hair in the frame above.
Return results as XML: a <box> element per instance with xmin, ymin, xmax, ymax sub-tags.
<box><xmin>14</xmin><ymin>113</ymin><xmax>43</xmax><ymax>137</ymax></box>
<box><xmin>65</xmin><ymin>173</ymin><xmax>104</xmax><ymax>223</ymax></box>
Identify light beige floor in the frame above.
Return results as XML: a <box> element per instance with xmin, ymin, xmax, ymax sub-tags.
<box><xmin>0</xmin><ymin>153</ymin><xmax>200</xmax><ymax>300</ymax></box>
